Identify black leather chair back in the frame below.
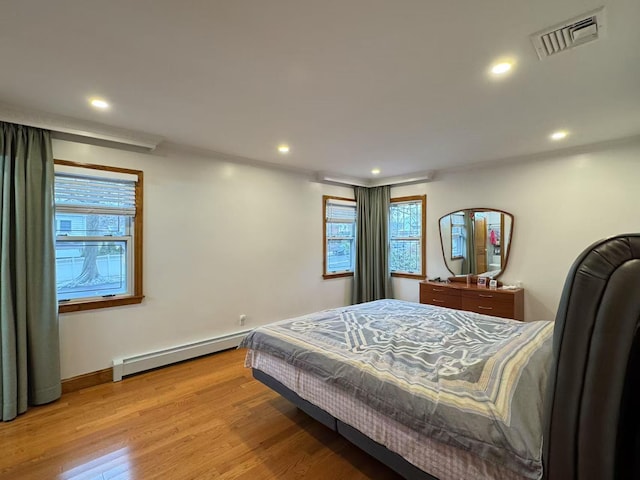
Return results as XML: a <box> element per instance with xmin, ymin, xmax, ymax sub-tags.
<box><xmin>543</xmin><ymin>234</ymin><xmax>640</xmax><ymax>480</ymax></box>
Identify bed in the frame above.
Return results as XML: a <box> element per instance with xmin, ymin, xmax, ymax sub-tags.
<box><xmin>240</xmin><ymin>234</ymin><xmax>640</xmax><ymax>480</ymax></box>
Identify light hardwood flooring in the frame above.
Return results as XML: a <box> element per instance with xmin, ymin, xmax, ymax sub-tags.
<box><xmin>0</xmin><ymin>348</ymin><xmax>402</xmax><ymax>480</ymax></box>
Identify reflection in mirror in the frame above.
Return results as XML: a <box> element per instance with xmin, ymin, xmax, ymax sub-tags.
<box><xmin>439</xmin><ymin>209</ymin><xmax>513</xmax><ymax>279</ymax></box>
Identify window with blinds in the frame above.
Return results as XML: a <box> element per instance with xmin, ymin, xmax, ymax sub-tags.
<box><xmin>54</xmin><ymin>160</ymin><xmax>144</xmax><ymax>311</ymax></box>
<box><xmin>450</xmin><ymin>212</ymin><xmax>465</xmax><ymax>260</ymax></box>
<box><xmin>323</xmin><ymin>196</ymin><xmax>356</xmax><ymax>277</ymax></box>
<box><xmin>389</xmin><ymin>195</ymin><xmax>426</xmax><ymax>277</ymax></box>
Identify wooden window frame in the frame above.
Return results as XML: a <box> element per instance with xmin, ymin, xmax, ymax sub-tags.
<box><xmin>55</xmin><ymin>159</ymin><xmax>144</xmax><ymax>313</ymax></box>
<box><xmin>323</xmin><ymin>195</ymin><xmax>356</xmax><ymax>279</ymax></box>
<box><xmin>389</xmin><ymin>195</ymin><xmax>426</xmax><ymax>280</ymax></box>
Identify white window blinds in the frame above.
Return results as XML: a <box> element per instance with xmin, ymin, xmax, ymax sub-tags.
<box><xmin>326</xmin><ymin>199</ymin><xmax>356</xmax><ymax>223</ymax></box>
<box><xmin>54</xmin><ymin>174</ymin><xmax>136</xmax><ymax>216</ymax></box>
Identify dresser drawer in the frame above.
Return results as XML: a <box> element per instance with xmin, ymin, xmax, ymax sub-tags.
<box><xmin>422</xmin><ymin>293</ymin><xmax>462</xmax><ymax>310</ymax></box>
<box><xmin>461</xmin><ymin>289</ymin><xmax>513</xmax><ymax>305</ymax></box>
<box><xmin>461</xmin><ymin>296</ymin><xmax>514</xmax><ymax>319</ymax></box>
<box><xmin>420</xmin><ymin>283</ymin><xmax>461</xmax><ymax>309</ymax></box>
<box><xmin>422</xmin><ymin>283</ymin><xmax>453</xmax><ymax>295</ymax></box>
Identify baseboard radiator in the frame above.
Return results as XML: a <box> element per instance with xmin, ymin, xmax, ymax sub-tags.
<box><xmin>112</xmin><ymin>330</ymin><xmax>250</xmax><ymax>381</ymax></box>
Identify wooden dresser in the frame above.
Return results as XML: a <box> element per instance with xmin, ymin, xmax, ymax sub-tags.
<box><xmin>419</xmin><ymin>281</ymin><xmax>524</xmax><ymax>321</ymax></box>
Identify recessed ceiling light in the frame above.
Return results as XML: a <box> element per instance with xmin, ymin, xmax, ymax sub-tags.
<box><xmin>550</xmin><ymin>130</ymin><xmax>569</xmax><ymax>140</ymax></box>
<box><xmin>89</xmin><ymin>98</ymin><xmax>110</xmax><ymax>109</ymax></box>
<box><xmin>490</xmin><ymin>62</ymin><xmax>513</xmax><ymax>75</ymax></box>
<box><xmin>371</xmin><ymin>168</ymin><xmax>381</xmax><ymax>175</ymax></box>
<box><xmin>277</xmin><ymin>144</ymin><xmax>290</xmax><ymax>154</ymax></box>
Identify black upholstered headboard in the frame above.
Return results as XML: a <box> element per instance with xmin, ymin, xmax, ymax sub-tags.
<box><xmin>543</xmin><ymin>234</ymin><xmax>640</xmax><ymax>480</ymax></box>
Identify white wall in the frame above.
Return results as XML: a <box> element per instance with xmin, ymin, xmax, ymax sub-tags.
<box><xmin>392</xmin><ymin>139</ymin><xmax>640</xmax><ymax>323</ymax></box>
<box><xmin>56</xmin><ymin>137</ymin><xmax>640</xmax><ymax>379</ymax></box>
<box><xmin>54</xmin><ymin>139</ymin><xmax>353</xmax><ymax>379</ymax></box>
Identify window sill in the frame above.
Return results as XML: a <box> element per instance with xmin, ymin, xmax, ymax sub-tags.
<box><xmin>59</xmin><ymin>295</ymin><xmax>145</xmax><ymax>313</ymax></box>
<box><xmin>391</xmin><ymin>273</ymin><xmax>426</xmax><ymax>280</ymax></box>
<box><xmin>323</xmin><ymin>272</ymin><xmax>354</xmax><ymax>279</ymax></box>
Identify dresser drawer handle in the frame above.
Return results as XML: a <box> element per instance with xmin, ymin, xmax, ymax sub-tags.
<box><xmin>478</xmin><ymin>306</ymin><xmax>493</xmax><ymax>310</ymax></box>
<box><xmin>432</xmin><ymin>288</ymin><xmax>444</xmax><ymax>292</ymax></box>
<box><xmin>432</xmin><ymin>299</ymin><xmax>445</xmax><ymax>303</ymax></box>
<box><xmin>478</xmin><ymin>294</ymin><xmax>493</xmax><ymax>298</ymax></box>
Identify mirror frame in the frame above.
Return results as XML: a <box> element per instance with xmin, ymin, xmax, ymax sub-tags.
<box><xmin>437</xmin><ymin>208</ymin><xmax>515</xmax><ymax>280</ymax></box>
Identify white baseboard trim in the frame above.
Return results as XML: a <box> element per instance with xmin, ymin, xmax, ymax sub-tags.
<box><xmin>112</xmin><ymin>330</ymin><xmax>250</xmax><ymax>381</ymax></box>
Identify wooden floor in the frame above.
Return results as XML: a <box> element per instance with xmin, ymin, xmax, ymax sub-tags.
<box><xmin>0</xmin><ymin>349</ymin><xmax>402</xmax><ymax>480</ymax></box>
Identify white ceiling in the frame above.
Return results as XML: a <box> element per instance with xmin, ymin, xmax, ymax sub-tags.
<box><xmin>1</xmin><ymin>0</ymin><xmax>639</xmax><ymax>181</ymax></box>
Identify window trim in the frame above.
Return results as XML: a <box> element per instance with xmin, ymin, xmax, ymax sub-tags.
<box><xmin>322</xmin><ymin>195</ymin><xmax>356</xmax><ymax>279</ymax></box>
<box><xmin>55</xmin><ymin>159</ymin><xmax>144</xmax><ymax>313</ymax></box>
<box><xmin>389</xmin><ymin>195</ymin><xmax>426</xmax><ymax>280</ymax></box>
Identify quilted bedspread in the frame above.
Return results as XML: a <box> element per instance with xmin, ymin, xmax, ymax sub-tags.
<box><xmin>240</xmin><ymin>299</ymin><xmax>553</xmax><ymax>479</ymax></box>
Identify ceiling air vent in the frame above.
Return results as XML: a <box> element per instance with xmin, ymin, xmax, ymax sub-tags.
<box><xmin>531</xmin><ymin>7</ymin><xmax>606</xmax><ymax>60</ymax></box>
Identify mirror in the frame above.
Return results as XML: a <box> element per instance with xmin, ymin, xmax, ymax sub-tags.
<box><xmin>438</xmin><ymin>208</ymin><xmax>514</xmax><ymax>279</ymax></box>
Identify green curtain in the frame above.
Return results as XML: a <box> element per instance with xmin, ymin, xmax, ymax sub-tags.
<box><xmin>352</xmin><ymin>185</ymin><xmax>393</xmax><ymax>303</ymax></box>
<box><xmin>1</xmin><ymin>122</ymin><xmax>60</xmax><ymax>421</ymax></box>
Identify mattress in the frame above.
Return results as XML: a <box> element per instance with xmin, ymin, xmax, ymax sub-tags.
<box><xmin>241</xmin><ymin>299</ymin><xmax>553</xmax><ymax>479</ymax></box>
<box><xmin>248</xmin><ymin>349</ymin><xmax>529</xmax><ymax>480</ymax></box>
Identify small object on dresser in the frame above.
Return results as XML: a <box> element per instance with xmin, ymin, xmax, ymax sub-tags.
<box><xmin>489</xmin><ymin>279</ymin><xmax>498</xmax><ymax>290</ymax></box>
<box><xmin>477</xmin><ymin>277</ymin><xmax>487</xmax><ymax>287</ymax></box>
<box><xmin>466</xmin><ymin>274</ymin><xmax>471</xmax><ymax>287</ymax></box>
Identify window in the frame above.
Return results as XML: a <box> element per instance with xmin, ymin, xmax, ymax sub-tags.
<box><xmin>323</xmin><ymin>196</ymin><xmax>356</xmax><ymax>278</ymax></box>
<box><xmin>389</xmin><ymin>195</ymin><xmax>426</xmax><ymax>278</ymax></box>
<box><xmin>58</xmin><ymin>219</ymin><xmax>72</xmax><ymax>233</ymax></box>
<box><xmin>450</xmin><ymin>212</ymin><xmax>465</xmax><ymax>259</ymax></box>
<box><xmin>54</xmin><ymin>159</ymin><xmax>144</xmax><ymax>312</ymax></box>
